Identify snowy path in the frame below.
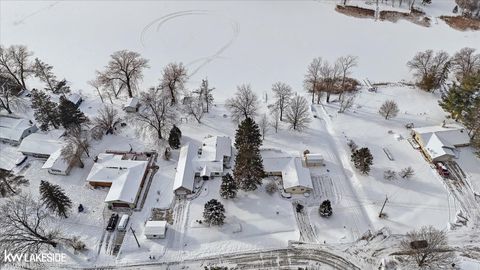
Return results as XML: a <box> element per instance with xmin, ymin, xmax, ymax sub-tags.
<box><xmin>84</xmin><ymin>245</ymin><xmax>362</xmax><ymax>270</ymax></box>
<box><xmin>167</xmin><ymin>198</ymin><xmax>190</xmax><ymax>253</ymax></box>
<box><xmin>292</xmin><ymin>202</ymin><xmax>318</xmax><ymax>243</ymax></box>
<box><xmin>310</xmin><ymin>105</ymin><xmax>373</xmax><ymax>241</ymax></box>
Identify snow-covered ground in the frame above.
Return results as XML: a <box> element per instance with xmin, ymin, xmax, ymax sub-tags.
<box><xmin>1</xmin><ymin>0</ymin><xmax>480</xmax><ymax>269</ymax></box>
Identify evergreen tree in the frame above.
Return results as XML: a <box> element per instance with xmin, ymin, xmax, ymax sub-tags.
<box><xmin>439</xmin><ymin>73</ymin><xmax>479</xmax><ymax>121</ymax></box>
<box><xmin>58</xmin><ymin>96</ymin><xmax>88</xmax><ymax>129</ymax></box>
<box><xmin>39</xmin><ymin>180</ymin><xmax>72</xmax><ymax>218</ymax></box>
<box><xmin>234</xmin><ymin>117</ymin><xmax>262</xmax><ymax>149</ymax></box>
<box><xmin>319</xmin><ymin>200</ymin><xmax>332</xmax><ymax>217</ymax></box>
<box><xmin>203</xmin><ymin>199</ymin><xmax>225</xmax><ymax>226</ymax></box>
<box><xmin>233</xmin><ymin>117</ymin><xmax>265</xmax><ymax>191</ymax></box>
<box><xmin>168</xmin><ymin>125</ymin><xmax>181</xmax><ymax>149</ymax></box>
<box><xmin>351</xmin><ymin>147</ymin><xmax>373</xmax><ymax>175</ymax></box>
<box><xmin>30</xmin><ymin>89</ymin><xmax>60</xmax><ymax>130</ymax></box>
<box><xmin>220</xmin><ymin>173</ymin><xmax>237</xmax><ymax>199</ymax></box>
<box><xmin>0</xmin><ymin>169</ymin><xmax>29</xmax><ymax>197</ymax></box>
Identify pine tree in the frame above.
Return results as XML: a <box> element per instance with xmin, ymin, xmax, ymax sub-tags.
<box><xmin>39</xmin><ymin>180</ymin><xmax>72</xmax><ymax>218</ymax></box>
<box><xmin>203</xmin><ymin>199</ymin><xmax>225</xmax><ymax>226</ymax></box>
<box><xmin>351</xmin><ymin>147</ymin><xmax>373</xmax><ymax>175</ymax></box>
<box><xmin>58</xmin><ymin>96</ymin><xmax>88</xmax><ymax>129</ymax></box>
<box><xmin>168</xmin><ymin>125</ymin><xmax>181</xmax><ymax>149</ymax></box>
<box><xmin>220</xmin><ymin>173</ymin><xmax>237</xmax><ymax>199</ymax></box>
<box><xmin>233</xmin><ymin>117</ymin><xmax>265</xmax><ymax>191</ymax></box>
<box><xmin>234</xmin><ymin>117</ymin><xmax>262</xmax><ymax>149</ymax></box>
<box><xmin>319</xmin><ymin>200</ymin><xmax>332</xmax><ymax>217</ymax></box>
<box><xmin>0</xmin><ymin>169</ymin><xmax>29</xmax><ymax>197</ymax></box>
<box><xmin>31</xmin><ymin>89</ymin><xmax>60</xmax><ymax>131</ymax></box>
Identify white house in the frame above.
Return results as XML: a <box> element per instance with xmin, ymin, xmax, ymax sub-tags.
<box><xmin>18</xmin><ymin>130</ymin><xmax>64</xmax><ymax>158</ymax></box>
<box><xmin>0</xmin><ymin>115</ymin><xmax>38</xmax><ymax>145</ymax></box>
<box><xmin>173</xmin><ymin>136</ymin><xmax>233</xmax><ymax>196</ymax></box>
<box><xmin>86</xmin><ymin>153</ymin><xmax>149</xmax><ymax>208</ymax></box>
<box><xmin>124</xmin><ymin>97</ymin><xmax>140</xmax><ymax>112</ymax></box>
<box><xmin>412</xmin><ymin>125</ymin><xmax>471</xmax><ymax>162</ymax></box>
<box><xmin>41</xmin><ymin>148</ymin><xmax>72</xmax><ymax>175</ymax></box>
<box><xmin>261</xmin><ymin>149</ymin><xmax>313</xmax><ymax>194</ymax></box>
<box><xmin>144</xmin><ymin>220</ymin><xmax>167</xmax><ymax>239</ymax></box>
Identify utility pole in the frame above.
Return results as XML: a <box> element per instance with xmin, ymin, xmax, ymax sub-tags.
<box><xmin>379</xmin><ymin>195</ymin><xmax>388</xmax><ymax>218</ymax></box>
<box><xmin>130</xmin><ymin>227</ymin><xmax>141</xmax><ymax>248</ymax></box>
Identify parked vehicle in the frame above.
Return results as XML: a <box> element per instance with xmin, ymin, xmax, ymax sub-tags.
<box><xmin>117</xmin><ymin>214</ymin><xmax>130</xmax><ymax>232</ymax></box>
<box><xmin>296</xmin><ymin>204</ymin><xmax>304</xmax><ymax>213</ymax></box>
<box><xmin>15</xmin><ymin>155</ymin><xmax>27</xmax><ymax>166</ymax></box>
<box><xmin>436</xmin><ymin>162</ymin><xmax>450</xmax><ymax>177</ymax></box>
<box><xmin>106</xmin><ymin>214</ymin><xmax>119</xmax><ymax>231</ymax></box>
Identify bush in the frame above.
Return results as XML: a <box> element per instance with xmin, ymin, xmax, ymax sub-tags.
<box><xmin>399</xmin><ymin>167</ymin><xmax>415</xmax><ymax>179</ymax></box>
<box><xmin>319</xmin><ymin>200</ymin><xmax>333</xmax><ymax>217</ymax></box>
<box><xmin>384</xmin><ymin>169</ymin><xmax>397</xmax><ymax>180</ymax></box>
<box><xmin>265</xmin><ymin>181</ymin><xmax>277</xmax><ymax>195</ymax></box>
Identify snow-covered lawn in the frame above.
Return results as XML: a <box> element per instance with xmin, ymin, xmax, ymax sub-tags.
<box><xmin>319</xmin><ymin>84</ymin><xmax>468</xmax><ymax>234</ymax></box>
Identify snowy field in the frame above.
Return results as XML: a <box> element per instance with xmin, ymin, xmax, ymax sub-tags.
<box><xmin>1</xmin><ymin>1</ymin><xmax>480</xmax><ymax>101</ymax></box>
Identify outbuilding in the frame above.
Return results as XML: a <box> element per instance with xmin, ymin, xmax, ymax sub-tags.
<box><xmin>67</xmin><ymin>93</ymin><xmax>83</xmax><ymax>107</ymax></box>
<box><xmin>144</xmin><ymin>220</ymin><xmax>167</xmax><ymax>239</ymax></box>
<box><xmin>304</xmin><ymin>153</ymin><xmax>324</xmax><ymax>167</ymax></box>
<box><xmin>0</xmin><ymin>115</ymin><xmax>38</xmax><ymax>145</ymax></box>
<box><xmin>124</xmin><ymin>97</ymin><xmax>140</xmax><ymax>112</ymax></box>
<box><xmin>42</xmin><ymin>148</ymin><xmax>73</xmax><ymax>175</ymax></box>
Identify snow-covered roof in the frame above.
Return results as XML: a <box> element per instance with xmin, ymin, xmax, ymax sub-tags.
<box><xmin>0</xmin><ymin>116</ymin><xmax>36</xmax><ymax>142</ymax></box>
<box><xmin>144</xmin><ymin>220</ymin><xmax>167</xmax><ymax>236</ymax></box>
<box><xmin>125</xmin><ymin>97</ymin><xmax>139</xmax><ymax>108</ymax></box>
<box><xmin>305</xmin><ymin>153</ymin><xmax>324</xmax><ymax>161</ymax></box>
<box><xmin>413</xmin><ymin>125</ymin><xmax>470</xmax><ymax>160</ymax></box>
<box><xmin>200</xmin><ymin>136</ymin><xmax>232</xmax><ymax>161</ymax></box>
<box><xmin>42</xmin><ymin>148</ymin><xmax>70</xmax><ymax>172</ymax></box>
<box><xmin>86</xmin><ymin>153</ymin><xmax>149</xmax><ymax>204</ymax></box>
<box><xmin>68</xmin><ymin>93</ymin><xmax>82</xmax><ymax>105</ymax></box>
<box><xmin>282</xmin><ymin>157</ymin><xmax>313</xmax><ymax>190</ymax></box>
<box><xmin>173</xmin><ymin>144</ymin><xmax>197</xmax><ymax>192</ymax></box>
<box><xmin>413</xmin><ymin>125</ymin><xmax>470</xmax><ymax>146</ymax></box>
<box><xmin>18</xmin><ymin>130</ymin><xmax>64</xmax><ymax>156</ymax></box>
<box><xmin>261</xmin><ymin>149</ymin><xmax>293</xmax><ymax>173</ymax></box>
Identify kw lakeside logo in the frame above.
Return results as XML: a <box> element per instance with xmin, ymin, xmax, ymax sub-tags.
<box><xmin>2</xmin><ymin>250</ymin><xmax>66</xmax><ymax>263</ymax></box>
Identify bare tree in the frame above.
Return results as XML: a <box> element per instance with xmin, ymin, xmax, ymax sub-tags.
<box><xmin>399</xmin><ymin>166</ymin><xmax>415</xmax><ymax>179</ymax></box>
<box><xmin>320</xmin><ymin>60</ymin><xmax>341</xmax><ymax>103</ymax></box>
<box><xmin>0</xmin><ymin>194</ymin><xmax>62</xmax><ymax>254</ymax></box>
<box><xmin>61</xmin><ymin>139</ymin><xmax>86</xmax><ymax>168</ymax></box>
<box><xmin>258</xmin><ymin>113</ymin><xmax>269</xmax><ymax>140</ymax></box>
<box><xmin>451</xmin><ymin>47</ymin><xmax>480</xmax><ymax>80</ymax></box>
<box><xmin>0</xmin><ymin>74</ymin><xmax>27</xmax><ymax>114</ymax></box>
<box><xmin>87</xmin><ymin>78</ymin><xmax>105</xmax><ymax>103</ymax></box>
<box><xmin>271</xmin><ymin>82</ymin><xmax>293</xmax><ymax>121</ymax></box>
<box><xmin>130</xmin><ymin>87</ymin><xmax>178</xmax><ymax>140</ymax></box>
<box><xmin>0</xmin><ymin>45</ymin><xmax>34</xmax><ymax>90</ymax></box>
<box><xmin>33</xmin><ymin>58</ymin><xmax>57</xmax><ymax>92</ymax></box>
<box><xmin>379</xmin><ymin>100</ymin><xmax>399</xmax><ymax>120</ymax></box>
<box><xmin>184</xmin><ymin>94</ymin><xmax>204</xmax><ymax>123</ymax></box>
<box><xmin>400</xmin><ymin>226</ymin><xmax>455</xmax><ymax>268</ymax></box>
<box><xmin>455</xmin><ymin>0</ymin><xmax>480</xmax><ymax>17</ymax></box>
<box><xmin>270</xmin><ymin>106</ymin><xmax>281</xmax><ymax>133</ymax></box>
<box><xmin>92</xmin><ymin>105</ymin><xmax>120</xmax><ymax>136</ymax></box>
<box><xmin>97</xmin><ymin>50</ymin><xmax>149</xmax><ymax>98</ymax></box>
<box><xmin>193</xmin><ymin>78</ymin><xmax>215</xmax><ymax>113</ymax></box>
<box><xmin>407</xmin><ymin>50</ymin><xmax>450</xmax><ymax>92</ymax></box>
<box><xmin>304</xmin><ymin>57</ymin><xmax>323</xmax><ymax>104</ymax></box>
<box><xmin>337</xmin><ymin>55</ymin><xmax>358</xmax><ymax>99</ymax></box>
<box><xmin>285</xmin><ymin>95</ymin><xmax>311</xmax><ymax>131</ymax></box>
<box><xmin>160</xmin><ymin>62</ymin><xmax>188</xmax><ymax>105</ymax></box>
<box><xmin>338</xmin><ymin>93</ymin><xmax>356</xmax><ymax>113</ymax></box>
<box><xmin>0</xmin><ymin>169</ymin><xmax>29</xmax><ymax>197</ymax></box>
<box><xmin>225</xmin><ymin>84</ymin><xmax>259</xmax><ymax>123</ymax></box>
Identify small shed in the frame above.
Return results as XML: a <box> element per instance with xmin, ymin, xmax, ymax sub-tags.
<box><xmin>124</xmin><ymin>97</ymin><xmax>140</xmax><ymax>112</ymax></box>
<box><xmin>144</xmin><ymin>220</ymin><xmax>167</xmax><ymax>239</ymax></box>
<box><xmin>304</xmin><ymin>153</ymin><xmax>324</xmax><ymax>167</ymax></box>
<box><xmin>67</xmin><ymin>93</ymin><xmax>83</xmax><ymax>107</ymax></box>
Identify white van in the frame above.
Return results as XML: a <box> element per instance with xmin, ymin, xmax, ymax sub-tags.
<box><xmin>117</xmin><ymin>214</ymin><xmax>130</xmax><ymax>232</ymax></box>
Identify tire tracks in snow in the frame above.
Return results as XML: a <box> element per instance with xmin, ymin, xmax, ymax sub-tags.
<box><xmin>12</xmin><ymin>1</ymin><xmax>61</xmax><ymax>26</ymax></box>
<box><xmin>140</xmin><ymin>10</ymin><xmax>240</xmax><ymax>78</ymax></box>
